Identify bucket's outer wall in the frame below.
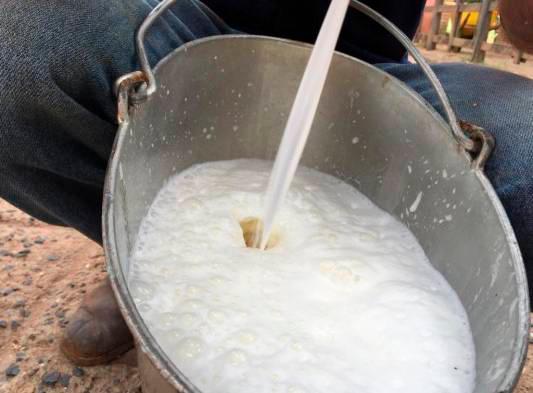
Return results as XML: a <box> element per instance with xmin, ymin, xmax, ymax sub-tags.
<box><xmin>103</xmin><ymin>36</ymin><xmax>529</xmax><ymax>393</ymax></box>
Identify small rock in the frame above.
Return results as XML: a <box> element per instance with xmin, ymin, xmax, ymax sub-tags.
<box><xmin>37</xmin><ymin>358</ymin><xmax>47</xmax><ymax>365</ymax></box>
<box><xmin>42</xmin><ymin>371</ymin><xmax>61</xmax><ymax>386</ymax></box>
<box><xmin>2</xmin><ymin>264</ymin><xmax>14</xmax><ymax>271</ymax></box>
<box><xmin>0</xmin><ymin>250</ymin><xmax>12</xmax><ymax>257</ymax></box>
<box><xmin>5</xmin><ymin>364</ymin><xmax>20</xmax><ymax>377</ymax></box>
<box><xmin>2</xmin><ymin>287</ymin><xmax>16</xmax><ymax>296</ymax></box>
<box><xmin>14</xmin><ymin>249</ymin><xmax>31</xmax><ymax>258</ymax></box>
<box><xmin>11</xmin><ymin>320</ymin><xmax>21</xmax><ymax>330</ymax></box>
<box><xmin>14</xmin><ymin>299</ymin><xmax>26</xmax><ymax>308</ymax></box>
<box><xmin>46</xmin><ymin>255</ymin><xmax>59</xmax><ymax>262</ymax></box>
<box><xmin>72</xmin><ymin>367</ymin><xmax>85</xmax><ymax>377</ymax></box>
<box><xmin>59</xmin><ymin>373</ymin><xmax>71</xmax><ymax>387</ymax></box>
<box><xmin>55</xmin><ymin>310</ymin><xmax>66</xmax><ymax>319</ymax></box>
<box><xmin>19</xmin><ymin>308</ymin><xmax>30</xmax><ymax>318</ymax></box>
<box><xmin>15</xmin><ymin>352</ymin><xmax>26</xmax><ymax>362</ymax></box>
<box><xmin>22</xmin><ymin>277</ymin><xmax>32</xmax><ymax>286</ymax></box>
<box><xmin>34</xmin><ymin>236</ymin><xmax>47</xmax><ymax>244</ymax></box>
<box><xmin>23</xmin><ymin>242</ymin><xmax>32</xmax><ymax>248</ymax></box>
<box><xmin>43</xmin><ymin>317</ymin><xmax>54</xmax><ymax>325</ymax></box>
<box><xmin>0</xmin><ymin>320</ymin><xmax>7</xmax><ymax>328</ymax></box>
<box><xmin>28</xmin><ymin>333</ymin><xmax>37</xmax><ymax>340</ymax></box>
<box><xmin>28</xmin><ymin>367</ymin><xmax>39</xmax><ymax>377</ymax></box>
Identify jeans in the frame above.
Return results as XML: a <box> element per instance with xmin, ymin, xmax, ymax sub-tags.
<box><xmin>1</xmin><ymin>1</ymin><xmax>532</xmax><ymax>296</ymax></box>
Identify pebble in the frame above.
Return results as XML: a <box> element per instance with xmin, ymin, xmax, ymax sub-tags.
<box><xmin>0</xmin><ymin>320</ymin><xmax>7</xmax><ymax>328</ymax></box>
<box><xmin>5</xmin><ymin>364</ymin><xmax>20</xmax><ymax>377</ymax></box>
<box><xmin>72</xmin><ymin>367</ymin><xmax>85</xmax><ymax>377</ymax></box>
<box><xmin>11</xmin><ymin>320</ymin><xmax>21</xmax><ymax>330</ymax></box>
<box><xmin>16</xmin><ymin>352</ymin><xmax>26</xmax><ymax>362</ymax></box>
<box><xmin>46</xmin><ymin>255</ymin><xmax>59</xmax><ymax>262</ymax></box>
<box><xmin>59</xmin><ymin>373</ymin><xmax>71</xmax><ymax>387</ymax></box>
<box><xmin>19</xmin><ymin>308</ymin><xmax>31</xmax><ymax>318</ymax></box>
<box><xmin>34</xmin><ymin>236</ymin><xmax>47</xmax><ymax>244</ymax></box>
<box><xmin>14</xmin><ymin>299</ymin><xmax>26</xmax><ymax>308</ymax></box>
<box><xmin>2</xmin><ymin>287</ymin><xmax>17</xmax><ymax>296</ymax></box>
<box><xmin>28</xmin><ymin>367</ymin><xmax>39</xmax><ymax>377</ymax></box>
<box><xmin>42</xmin><ymin>371</ymin><xmax>61</xmax><ymax>386</ymax></box>
<box><xmin>14</xmin><ymin>249</ymin><xmax>31</xmax><ymax>258</ymax></box>
<box><xmin>22</xmin><ymin>277</ymin><xmax>32</xmax><ymax>286</ymax></box>
<box><xmin>54</xmin><ymin>310</ymin><xmax>66</xmax><ymax>319</ymax></box>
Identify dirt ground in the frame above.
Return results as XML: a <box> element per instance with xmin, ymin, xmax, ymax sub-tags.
<box><xmin>1</xmin><ymin>46</ymin><xmax>532</xmax><ymax>392</ymax></box>
<box><xmin>0</xmin><ymin>200</ymin><xmax>140</xmax><ymax>393</ymax></box>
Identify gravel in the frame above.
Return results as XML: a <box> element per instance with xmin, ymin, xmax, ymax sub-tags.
<box><xmin>42</xmin><ymin>370</ymin><xmax>61</xmax><ymax>386</ymax></box>
<box><xmin>5</xmin><ymin>364</ymin><xmax>20</xmax><ymax>378</ymax></box>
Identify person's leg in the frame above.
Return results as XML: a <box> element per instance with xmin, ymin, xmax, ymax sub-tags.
<box><xmin>0</xmin><ymin>0</ymin><xmax>232</xmax><ymax>244</ymax></box>
<box><xmin>0</xmin><ymin>0</ymin><xmax>232</xmax><ymax>365</ymax></box>
<box><xmin>379</xmin><ymin>62</ymin><xmax>533</xmax><ymax>298</ymax></box>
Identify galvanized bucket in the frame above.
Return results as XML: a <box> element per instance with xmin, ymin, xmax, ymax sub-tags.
<box><xmin>103</xmin><ymin>1</ymin><xmax>529</xmax><ymax>392</ymax></box>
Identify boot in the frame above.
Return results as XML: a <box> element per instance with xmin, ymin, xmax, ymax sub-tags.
<box><xmin>60</xmin><ymin>280</ymin><xmax>134</xmax><ymax>366</ymax></box>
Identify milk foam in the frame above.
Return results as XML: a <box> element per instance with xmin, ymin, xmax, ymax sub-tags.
<box><xmin>129</xmin><ymin>159</ymin><xmax>475</xmax><ymax>393</ymax></box>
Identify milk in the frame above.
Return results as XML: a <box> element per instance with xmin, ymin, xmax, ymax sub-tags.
<box><xmin>258</xmin><ymin>0</ymin><xmax>350</xmax><ymax>249</ymax></box>
<box><xmin>129</xmin><ymin>159</ymin><xmax>475</xmax><ymax>393</ymax></box>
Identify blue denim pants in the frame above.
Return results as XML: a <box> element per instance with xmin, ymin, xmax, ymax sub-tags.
<box><xmin>1</xmin><ymin>1</ymin><xmax>532</xmax><ymax>296</ymax></box>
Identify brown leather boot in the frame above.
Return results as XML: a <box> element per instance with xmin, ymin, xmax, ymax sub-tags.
<box><xmin>60</xmin><ymin>280</ymin><xmax>134</xmax><ymax>366</ymax></box>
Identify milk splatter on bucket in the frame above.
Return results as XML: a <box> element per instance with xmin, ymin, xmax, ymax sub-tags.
<box><xmin>129</xmin><ymin>159</ymin><xmax>475</xmax><ymax>393</ymax></box>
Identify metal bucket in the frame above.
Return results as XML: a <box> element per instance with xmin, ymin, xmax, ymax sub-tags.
<box><xmin>103</xmin><ymin>2</ymin><xmax>529</xmax><ymax>393</ymax></box>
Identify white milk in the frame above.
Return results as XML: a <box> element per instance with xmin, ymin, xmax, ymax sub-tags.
<box><xmin>258</xmin><ymin>0</ymin><xmax>350</xmax><ymax>249</ymax></box>
<box><xmin>129</xmin><ymin>159</ymin><xmax>475</xmax><ymax>393</ymax></box>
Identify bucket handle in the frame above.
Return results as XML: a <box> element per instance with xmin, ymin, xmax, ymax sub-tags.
<box><xmin>116</xmin><ymin>0</ymin><xmax>493</xmax><ymax>169</ymax></box>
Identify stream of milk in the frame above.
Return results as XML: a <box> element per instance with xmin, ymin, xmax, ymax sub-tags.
<box><xmin>258</xmin><ymin>0</ymin><xmax>350</xmax><ymax>249</ymax></box>
<box><xmin>129</xmin><ymin>159</ymin><xmax>475</xmax><ymax>393</ymax></box>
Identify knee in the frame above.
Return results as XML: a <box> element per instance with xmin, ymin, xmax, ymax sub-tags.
<box><xmin>432</xmin><ymin>63</ymin><xmax>533</xmax><ymax>110</ymax></box>
<box><xmin>0</xmin><ymin>0</ymin><xmax>144</xmax><ymax>122</ymax></box>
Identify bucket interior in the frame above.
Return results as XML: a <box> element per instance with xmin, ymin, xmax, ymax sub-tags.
<box><xmin>105</xmin><ymin>36</ymin><xmax>528</xmax><ymax>393</ymax></box>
